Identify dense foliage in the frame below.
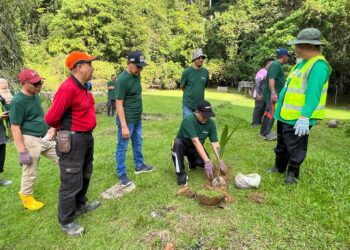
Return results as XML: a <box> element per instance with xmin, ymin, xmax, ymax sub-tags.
<box><xmin>1</xmin><ymin>0</ymin><xmax>350</xmax><ymax>96</ymax></box>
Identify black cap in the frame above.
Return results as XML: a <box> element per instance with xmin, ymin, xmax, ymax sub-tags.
<box><xmin>128</xmin><ymin>51</ymin><xmax>148</xmax><ymax>67</ymax></box>
<box><xmin>196</xmin><ymin>100</ymin><xmax>215</xmax><ymax>118</ymax></box>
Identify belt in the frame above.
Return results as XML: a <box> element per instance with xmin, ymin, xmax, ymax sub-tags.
<box><xmin>64</xmin><ymin>131</ymin><xmax>92</xmax><ymax>135</ymax></box>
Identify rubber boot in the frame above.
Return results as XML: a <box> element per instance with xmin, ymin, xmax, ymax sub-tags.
<box><xmin>19</xmin><ymin>192</ymin><xmax>44</xmax><ymax>211</ymax></box>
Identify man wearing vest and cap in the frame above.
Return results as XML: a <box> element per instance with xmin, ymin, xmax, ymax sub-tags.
<box><xmin>180</xmin><ymin>49</ymin><xmax>209</xmax><ymax>118</ymax></box>
<box><xmin>45</xmin><ymin>51</ymin><xmax>100</xmax><ymax>236</ymax></box>
<box><xmin>115</xmin><ymin>51</ymin><xmax>155</xmax><ymax>187</ymax></box>
<box><xmin>171</xmin><ymin>100</ymin><xmax>227</xmax><ymax>186</ymax></box>
<box><xmin>260</xmin><ymin>48</ymin><xmax>290</xmax><ymax>140</ymax></box>
<box><xmin>10</xmin><ymin>69</ymin><xmax>59</xmax><ymax>210</ymax></box>
<box><xmin>268</xmin><ymin>28</ymin><xmax>331</xmax><ymax>184</ymax></box>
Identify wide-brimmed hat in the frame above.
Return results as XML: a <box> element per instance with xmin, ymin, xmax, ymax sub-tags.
<box><xmin>287</xmin><ymin>28</ymin><xmax>324</xmax><ymax>46</ymax></box>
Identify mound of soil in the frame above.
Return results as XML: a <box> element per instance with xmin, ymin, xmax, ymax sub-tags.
<box><xmin>196</xmin><ymin>194</ymin><xmax>225</xmax><ymax>206</ymax></box>
<box><xmin>246</xmin><ymin>192</ymin><xmax>266</xmax><ymax>204</ymax></box>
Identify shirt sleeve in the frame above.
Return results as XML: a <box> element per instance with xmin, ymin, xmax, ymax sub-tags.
<box><xmin>268</xmin><ymin>62</ymin><xmax>280</xmax><ymax>80</ymax></box>
<box><xmin>180</xmin><ymin>70</ymin><xmax>187</xmax><ymax>88</ymax></box>
<box><xmin>9</xmin><ymin>100</ymin><xmax>24</xmax><ymax>126</ymax></box>
<box><xmin>209</xmin><ymin>120</ymin><xmax>218</xmax><ymax>142</ymax></box>
<box><xmin>301</xmin><ymin>61</ymin><xmax>330</xmax><ymax>118</ymax></box>
<box><xmin>45</xmin><ymin>85</ymin><xmax>73</xmax><ymax>128</ymax></box>
<box><xmin>181</xmin><ymin>118</ymin><xmax>198</xmax><ymax>139</ymax></box>
<box><xmin>116</xmin><ymin>78</ymin><xmax>127</xmax><ymax>100</ymax></box>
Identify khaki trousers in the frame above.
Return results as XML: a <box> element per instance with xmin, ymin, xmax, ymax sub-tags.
<box><xmin>17</xmin><ymin>135</ymin><xmax>59</xmax><ymax>195</ymax></box>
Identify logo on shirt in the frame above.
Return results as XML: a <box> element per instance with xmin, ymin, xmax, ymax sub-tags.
<box><xmin>201</xmin><ymin>77</ymin><xmax>206</xmax><ymax>80</ymax></box>
<box><xmin>202</xmin><ymin>130</ymin><xmax>209</xmax><ymax>134</ymax></box>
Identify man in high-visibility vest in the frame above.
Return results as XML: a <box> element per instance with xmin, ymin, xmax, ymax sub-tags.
<box><xmin>268</xmin><ymin>28</ymin><xmax>331</xmax><ymax>184</ymax></box>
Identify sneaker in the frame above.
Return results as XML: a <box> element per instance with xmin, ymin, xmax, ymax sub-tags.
<box><xmin>0</xmin><ymin>179</ymin><xmax>12</xmax><ymax>186</ymax></box>
<box><xmin>61</xmin><ymin>222</ymin><xmax>84</xmax><ymax>237</ymax></box>
<box><xmin>75</xmin><ymin>201</ymin><xmax>100</xmax><ymax>217</ymax></box>
<box><xmin>263</xmin><ymin>133</ymin><xmax>277</xmax><ymax>141</ymax></box>
<box><xmin>177</xmin><ymin>173</ymin><xmax>188</xmax><ymax>187</ymax></box>
<box><xmin>135</xmin><ymin>164</ymin><xmax>155</xmax><ymax>174</ymax></box>
<box><xmin>285</xmin><ymin>172</ymin><xmax>298</xmax><ymax>185</ymax></box>
<box><xmin>119</xmin><ymin>174</ymin><xmax>132</xmax><ymax>187</ymax></box>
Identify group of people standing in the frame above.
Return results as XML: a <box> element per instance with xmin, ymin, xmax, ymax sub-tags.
<box><xmin>0</xmin><ymin>27</ymin><xmax>331</xmax><ymax>236</ymax></box>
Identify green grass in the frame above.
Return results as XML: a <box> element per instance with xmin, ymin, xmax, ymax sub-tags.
<box><xmin>0</xmin><ymin>90</ymin><xmax>349</xmax><ymax>249</ymax></box>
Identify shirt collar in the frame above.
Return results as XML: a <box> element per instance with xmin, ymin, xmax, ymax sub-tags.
<box><xmin>70</xmin><ymin>74</ymin><xmax>87</xmax><ymax>90</ymax></box>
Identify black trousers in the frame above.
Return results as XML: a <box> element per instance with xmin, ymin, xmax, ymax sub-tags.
<box><xmin>57</xmin><ymin>133</ymin><xmax>94</xmax><ymax>225</ymax></box>
<box><xmin>171</xmin><ymin>138</ymin><xmax>207</xmax><ymax>175</ymax></box>
<box><xmin>260</xmin><ymin>101</ymin><xmax>275</xmax><ymax>136</ymax></box>
<box><xmin>106</xmin><ymin>99</ymin><xmax>116</xmax><ymax>116</ymax></box>
<box><xmin>0</xmin><ymin>144</ymin><xmax>5</xmax><ymax>173</ymax></box>
<box><xmin>251</xmin><ymin>99</ymin><xmax>266</xmax><ymax>125</ymax></box>
<box><xmin>274</xmin><ymin>121</ymin><xmax>310</xmax><ymax>177</ymax></box>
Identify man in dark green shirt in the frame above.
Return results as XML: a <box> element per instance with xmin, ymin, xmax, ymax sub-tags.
<box><xmin>106</xmin><ymin>74</ymin><xmax>117</xmax><ymax>117</ymax></box>
<box><xmin>10</xmin><ymin>68</ymin><xmax>58</xmax><ymax>211</ymax></box>
<box><xmin>260</xmin><ymin>48</ymin><xmax>289</xmax><ymax>140</ymax></box>
<box><xmin>115</xmin><ymin>51</ymin><xmax>155</xmax><ymax>187</ymax></box>
<box><xmin>171</xmin><ymin>100</ymin><xmax>227</xmax><ymax>187</ymax></box>
<box><xmin>180</xmin><ymin>48</ymin><xmax>209</xmax><ymax>118</ymax></box>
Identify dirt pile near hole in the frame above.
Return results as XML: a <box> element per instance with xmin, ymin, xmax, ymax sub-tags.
<box><xmin>246</xmin><ymin>192</ymin><xmax>266</xmax><ymax>204</ymax></box>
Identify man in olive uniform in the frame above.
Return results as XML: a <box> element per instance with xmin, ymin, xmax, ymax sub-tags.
<box><xmin>106</xmin><ymin>74</ymin><xmax>117</xmax><ymax>117</ymax></box>
<box><xmin>180</xmin><ymin>48</ymin><xmax>209</xmax><ymax>118</ymax></box>
<box><xmin>268</xmin><ymin>28</ymin><xmax>331</xmax><ymax>184</ymax></box>
<box><xmin>171</xmin><ymin>100</ymin><xmax>227</xmax><ymax>186</ymax></box>
<box><xmin>260</xmin><ymin>48</ymin><xmax>289</xmax><ymax>140</ymax></box>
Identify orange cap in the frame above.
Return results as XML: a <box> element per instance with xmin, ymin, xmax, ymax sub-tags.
<box><xmin>65</xmin><ymin>51</ymin><xmax>97</xmax><ymax>70</ymax></box>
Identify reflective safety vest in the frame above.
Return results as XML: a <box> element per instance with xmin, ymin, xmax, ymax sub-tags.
<box><xmin>280</xmin><ymin>55</ymin><xmax>330</xmax><ymax>120</ymax></box>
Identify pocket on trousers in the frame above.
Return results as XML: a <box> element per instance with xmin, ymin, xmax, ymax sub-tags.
<box><xmin>57</xmin><ymin>131</ymin><xmax>72</xmax><ymax>153</ymax></box>
<box><xmin>60</xmin><ymin>162</ymin><xmax>81</xmax><ymax>186</ymax></box>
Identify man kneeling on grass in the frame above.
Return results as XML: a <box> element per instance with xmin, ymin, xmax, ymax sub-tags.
<box><xmin>171</xmin><ymin>100</ymin><xmax>227</xmax><ymax>186</ymax></box>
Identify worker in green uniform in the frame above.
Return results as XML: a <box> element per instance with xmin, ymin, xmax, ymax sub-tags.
<box><xmin>268</xmin><ymin>28</ymin><xmax>331</xmax><ymax>184</ymax></box>
<box><xmin>106</xmin><ymin>74</ymin><xmax>117</xmax><ymax>117</ymax></box>
<box><xmin>180</xmin><ymin>49</ymin><xmax>209</xmax><ymax>118</ymax></box>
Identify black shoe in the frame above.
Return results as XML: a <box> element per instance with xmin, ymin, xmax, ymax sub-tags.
<box><xmin>135</xmin><ymin>164</ymin><xmax>155</xmax><ymax>174</ymax></box>
<box><xmin>75</xmin><ymin>201</ymin><xmax>100</xmax><ymax>217</ymax></box>
<box><xmin>177</xmin><ymin>172</ymin><xmax>188</xmax><ymax>187</ymax></box>
<box><xmin>285</xmin><ymin>172</ymin><xmax>298</xmax><ymax>185</ymax></box>
<box><xmin>61</xmin><ymin>222</ymin><xmax>84</xmax><ymax>237</ymax></box>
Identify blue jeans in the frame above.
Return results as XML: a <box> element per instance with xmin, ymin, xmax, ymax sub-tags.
<box><xmin>115</xmin><ymin>118</ymin><xmax>144</xmax><ymax>176</ymax></box>
<box><xmin>182</xmin><ymin>105</ymin><xmax>194</xmax><ymax>118</ymax></box>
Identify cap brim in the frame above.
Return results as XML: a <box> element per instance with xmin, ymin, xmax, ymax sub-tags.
<box><xmin>27</xmin><ymin>76</ymin><xmax>43</xmax><ymax>84</ymax></box>
<box><xmin>192</xmin><ymin>55</ymin><xmax>207</xmax><ymax>62</ymax></box>
<box><xmin>287</xmin><ymin>39</ymin><xmax>324</xmax><ymax>45</ymax></box>
<box><xmin>135</xmin><ymin>62</ymin><xmax>148</xmax><ymax>67</ymax></box>
<box><xmin>201</xmin><ymin>111</ymin><xmax>215</xmax><ymax>118</ymax></box>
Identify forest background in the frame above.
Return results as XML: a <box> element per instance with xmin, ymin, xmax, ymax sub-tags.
<box><xmin>1</xmin><ymin>0</ymin><xmax>350</xmax><ymax>102</ymax></box>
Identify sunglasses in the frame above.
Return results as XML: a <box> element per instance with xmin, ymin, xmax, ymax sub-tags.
<box><xmin>30</xmin><ymin>81</ymin><xmax>43</xmax><ymax>87</ymax></box>
<box><xmin>136</xmin><ymin>65</ymin><xmax>144</xmax><ymax>69</ymax></box>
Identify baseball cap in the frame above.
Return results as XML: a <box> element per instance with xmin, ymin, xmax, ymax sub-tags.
<box><xmin>128</xmin><ymin>51</ymin><xmax>147</xmax><ymax>67</ymax></box>
<box><xmin>276</xmin><ymin>48</ymin><xmax>290</xmax><ymax>57</ymax></box>
<box><xmin>196</xmin><ymin>100</ymin><xmax>215</xmax><ymax>118</ymax></box>
<box><xmin>192</xmin><ymin>48</ymin><xmax>207</xmax><ymax>61</ymax></box>
<box><xmin>18</xmin><ymin>68</ymin><xmax>43</xmax><ymax>84</ymax></box>
<box><xmin>65</xmin><ymin>51</ymin><xmax>97</xmax><ymax>70</ymax></box>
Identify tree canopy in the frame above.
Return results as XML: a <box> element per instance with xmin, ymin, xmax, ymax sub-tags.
<box><xmin>1</xmin><ymin>0</ymin><xmax>350</xmax><ymax>96</ymax></box>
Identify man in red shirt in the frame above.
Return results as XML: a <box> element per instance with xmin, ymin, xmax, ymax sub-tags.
<box><xmin>45</xmin><ymin>51</ymin><xmax>100</xmax><ymax>237</ymax></box>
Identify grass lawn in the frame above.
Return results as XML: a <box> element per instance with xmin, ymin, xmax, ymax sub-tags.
<box><xmin>0</xmin><ymin>89</ymin><xmax>349</xmax><ymax>249</ymax></box>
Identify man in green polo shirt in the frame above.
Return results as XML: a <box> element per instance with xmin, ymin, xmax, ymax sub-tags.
<box><xmin>260</xmin><ymin>48</ymin><xmax>289</xmax><ymax>140</ymax></box>
<box><xmin>171</xmin><ymin>100</ymin><xmax>227</xmax><ymax>186</ymax></box>
<box><xmin>180</xmin><ymin>48</ymin><xmax>209</xmax><ymax>118</ymax></box>
<box><xmin>115</xmin><ymin>51</ymin><xmax>155</xmax><ymax>187</ymax></box>
<box><xmin>10</xmin><ymin>68</ymin><xmax>58</xmax><ymax>211</ymax></box>
<box><xmin>268</xmin><ymin>28</ymin><xmax>331</xmax><ymax>184</ymax></box>
<box><xmin>106</xmin><ymin>74</ymin><xmax>117</xmax><ymax>117</ymax></box>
